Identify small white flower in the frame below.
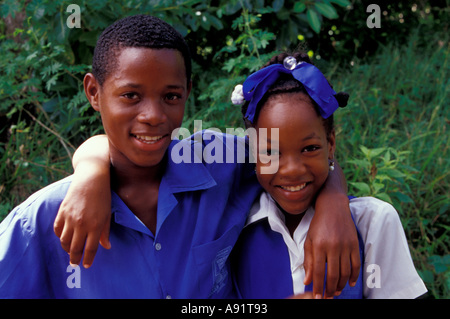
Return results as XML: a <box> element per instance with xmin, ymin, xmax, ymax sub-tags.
<box><xmin>231</xmin><ymin>84</ymin><xmax>245</xmax><ymax>105</ymax></box>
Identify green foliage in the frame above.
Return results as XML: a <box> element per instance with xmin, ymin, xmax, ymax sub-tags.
<box><xmin>0</xmin><ymin>0</ymin><xmax>448</xmax><ymax>298</ymax></box>
<box><xmin>348</xmin><ymin>146</ymin><xmax>417</xmax><ymax>207</ymax></box>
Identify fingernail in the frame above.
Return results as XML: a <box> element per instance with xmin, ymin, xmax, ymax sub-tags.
<box><xmin>315</xmin><ymin>294</ymin><xmax>322</xmax><ymax>299</ymax></box>
<box><xmin>335</xmin><ymin>290</ymin><xmax>342</xmax><ymax>296</ymax></box>
<box><xmin>349</xmin><ymin>281</ymin><xmax>356</xmax><ymax>287</ymax></box>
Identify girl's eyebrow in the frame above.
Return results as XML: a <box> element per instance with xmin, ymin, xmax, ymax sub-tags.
<box><xmin>302</xmin><ymin>132</ymin><xmax>320</xmax><ymax>141</ymax></box>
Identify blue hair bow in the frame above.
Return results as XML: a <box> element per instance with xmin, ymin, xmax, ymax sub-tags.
<box><xmin>242</xmin><ymin>59</ymin><xmax>339</xmax><ymax>123</ymax></box>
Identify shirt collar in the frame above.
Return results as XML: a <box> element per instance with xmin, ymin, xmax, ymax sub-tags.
<box><xmin>246</xmin><ymin>192</ymin><xmax>315</xmax><ymax>244</ymax></box>
<box><xmin>110</xmin><ymin>138</ymin><xmax>217</xmax><ymax>236</ymax></box>
<box><xmin>163</xmin><ymin>138</ymin><xmax>217</xmax><ymax>193</ymax></box>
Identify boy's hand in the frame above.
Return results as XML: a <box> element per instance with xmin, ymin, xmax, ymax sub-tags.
<box><xmin>303</xmin><ymin>194</ymin><xmax>360</xmax><ymax>298</ymax></box>
<box><xmin>303</xmin><ymin>162</ymin><xmax>360</xmax><ymax>298</ymax></box>
<box><xmin>288</xmin><ymin>292</ymin><xmax>315</xmax><ymax>299</ymax></box>
<box><xmin>54</xmin><ymin>135</ymin><xmax>112</xmax><ymax>268</ymax></box>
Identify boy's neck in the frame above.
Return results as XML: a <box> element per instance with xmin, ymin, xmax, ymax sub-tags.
<box><xmin>110</xmin><ymin>159</ymin><xmax>166</xmax><ymax>235</ymax></box>
<box><xmin>111</xmin><ymin>160</ymin><xmax>165</xmax><ymax>188</ymax></box>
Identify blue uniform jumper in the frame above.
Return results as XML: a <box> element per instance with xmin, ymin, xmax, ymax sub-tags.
<box><xmin>232</xmin><ymin>197</ymin><xmax>364</xmax><ymax>299</ymax></box>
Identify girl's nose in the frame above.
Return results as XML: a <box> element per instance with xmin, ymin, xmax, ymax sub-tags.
<box><xmin>278</xmin><ymin>155</ymin><xmax>307</xmax><ymax>179</ymax></box>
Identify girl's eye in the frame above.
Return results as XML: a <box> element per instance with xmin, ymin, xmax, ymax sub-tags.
<box><xmin>303</xmin><ymin>145</ymin><xmax>321</xmax><ymax>153</ymax></box>
<box><xmin>260</xmin><ymin>149</ymin><xmax>279</xmax><ymax>156</ymax></box>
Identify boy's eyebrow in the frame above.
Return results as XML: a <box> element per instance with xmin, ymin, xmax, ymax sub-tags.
<box><xmin>117</xmin><ymin>83</ymin><xmax>142</xmax><ymax>89</ymax></box>
<box><xmin>117</xmin><ymin>83</ymin><xmax>186</xmax><ymax>90</ymax></box>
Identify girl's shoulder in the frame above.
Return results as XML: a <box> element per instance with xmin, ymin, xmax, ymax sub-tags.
<box><xmin>349</xmin><ymin>196</ymin><xmax>403</xmax><ymax>241</ymax></box>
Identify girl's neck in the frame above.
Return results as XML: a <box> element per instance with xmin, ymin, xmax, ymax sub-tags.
<box><xmin>276</xmin><ymin>202</ymin><xmax>306</xmax><ymax>237</ymax></box>
<box><xmin>284</xmin><ymin>212</ymin><xmax>305</xmax><ymax>237</ymax></box>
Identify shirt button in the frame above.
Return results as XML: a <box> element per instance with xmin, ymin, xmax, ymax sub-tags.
<box><xmin>155</xmin><ymin>243</ymin><xmax>162</xmax><ymax>251</ymax></box>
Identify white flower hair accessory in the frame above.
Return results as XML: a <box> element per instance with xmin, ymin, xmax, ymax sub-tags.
<box><xmin>231</xmin><ymin>84</ymin><xmax>245</xmax><ymax>105</ymax></box>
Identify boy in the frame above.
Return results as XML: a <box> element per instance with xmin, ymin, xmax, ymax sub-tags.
<box><xmin>0</xmin><ymin>15</ymin><xmax>357</xmax><ymax>298</ymax></box>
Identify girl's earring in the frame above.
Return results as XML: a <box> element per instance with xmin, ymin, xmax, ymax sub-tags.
<box><xmin>329</xmin><ymin>160</ymin><xmax>335</xmax><ymax>172</ymax></box>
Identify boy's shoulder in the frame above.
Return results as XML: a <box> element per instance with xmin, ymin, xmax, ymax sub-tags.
<box><xmin>170</xmin><ymin>129</ymin><xmax>252</xmax><ymax>173</ymax></box>
<box><xmin>0</xmin><ymin>176</ymin><xmax>73</xmax><ymax>234</ymax></box>
<box><xmin>13</xmin><ymin>175</ymin><xmax>73</xmax><ymax>212</ymax></box>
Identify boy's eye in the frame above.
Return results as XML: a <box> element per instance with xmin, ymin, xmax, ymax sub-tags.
<box><xmin>121</xmin><ymin>92</ymin><xmax>140</xmax><ymax>100</ymax></box>
<box><xmin>165</xmin><ymin>93</ymin><xmax>182</xmax><ymax>102</ymax></box>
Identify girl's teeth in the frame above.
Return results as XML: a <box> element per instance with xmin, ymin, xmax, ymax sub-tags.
<box><xmin>280</xmin><ymin>183</ymin><xmax>307</xmax><ymax>192</ymax></box>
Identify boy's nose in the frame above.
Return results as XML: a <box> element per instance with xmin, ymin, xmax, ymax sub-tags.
<box><xmin>137</xmin><ymin>103</ymin><xmax>166</xmax><ymax>126</ymax></box>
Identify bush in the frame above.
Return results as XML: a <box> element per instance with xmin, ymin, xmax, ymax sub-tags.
<box><xmin>0</xmin><ymin>0</ymin><xmax>448</xmax><ymax>298</ymax></box>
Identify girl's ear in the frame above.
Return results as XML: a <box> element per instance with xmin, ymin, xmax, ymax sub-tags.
<box><xmin>328</xmin><ymin>129</ymin><xmax>336</xmax><ymax>160</ymax></box>
<box><xmin>84</xmin><ymin>73</ymin><xmax>100</xmax><ymax>112</ymax></box>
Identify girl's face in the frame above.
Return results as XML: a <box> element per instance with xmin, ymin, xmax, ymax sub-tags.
<box><xmin>255</xmin><ymin>92</ymin><xmax>335</xmax><ymax>216</ymax></box>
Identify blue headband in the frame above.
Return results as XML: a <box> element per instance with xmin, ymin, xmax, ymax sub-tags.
<box><xmin>242</xmin><ymin>57</ymin><xmax>339</xmax><ymax>123</ymax></box>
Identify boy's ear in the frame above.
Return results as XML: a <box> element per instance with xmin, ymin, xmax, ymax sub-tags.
<box><xmin>84</xmin><ymin>73</ymin><xmax>100</xmax><ymax>111</ymax></box>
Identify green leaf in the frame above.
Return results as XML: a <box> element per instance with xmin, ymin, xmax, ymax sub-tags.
<box><xmin>330</xmin><ymin>0</ymin><xmax>351</xmax><ymax>7</ymax></box>
<box><xmin>205</xmin><ymin>13</ymin><xmax>224</xmax><ymax>30</ymax></box>
<box><xmin>392</xmin><ymin>192</ymin><xmax>414</xmax><ymax>204</ymax></box>
<box><xmin>314</xmin><ymin>3</ymin><xmax>338</xmax><ymax>19</ymax></box>
<box><xmin>293</xmin><ymin>3</ymin><xmax>306</xmax><ymax>13</ymax></box>
<box><xmin>307</xmin><ymin>9</ymin><xmax>321</xmax><ymax>33</ymax></box>
<box><xmin>376</xmin><ymin>193</ymin><xmax>393</xmax><ymax>204</ymax></box>
<box><xmin>272</xmin><ymin>0</ymin><xmax>284</xmax><ymax>12</ymax></box>
<box><xmin>350</xmin><ymin>182</ymin><xmax>370</xmax><ymax>194</ymax></box>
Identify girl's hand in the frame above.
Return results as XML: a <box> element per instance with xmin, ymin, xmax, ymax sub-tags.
<box><xmin>303</xmin><ymin>162</ymin><xmax>361</xmax><ymax>299</ymax></box>
<box><xmin>54</xmin><ymin>135</ymin><xmax>112</xmax><ymax>268</ymax></box>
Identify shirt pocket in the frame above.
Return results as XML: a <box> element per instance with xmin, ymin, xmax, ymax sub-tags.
<box><xmin>192</xmin><ymin>226</ymin><xmax>239</xmax><ymax>298</ymax></box>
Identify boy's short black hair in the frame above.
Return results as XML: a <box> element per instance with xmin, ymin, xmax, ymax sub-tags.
<box><xmin>92</xmin><ymin>14</ymin><xmax>192</xmax><ymax>86</ymax></box>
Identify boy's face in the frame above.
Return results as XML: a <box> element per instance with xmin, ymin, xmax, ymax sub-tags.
<box><xmin>85</xmin><ymin>47</ymin><xmax>191</xmax><ymax>169</ymax></box>
<box><xmin>255</xmin><ymin>92</ymin><xmax>335</xmax><ymax>216</ymax></box>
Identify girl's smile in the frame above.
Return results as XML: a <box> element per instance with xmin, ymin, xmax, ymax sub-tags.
<box><xmin>255</xmin><ymin>92</ymin><xmax>335</xmax><ymax>221</ymax></box>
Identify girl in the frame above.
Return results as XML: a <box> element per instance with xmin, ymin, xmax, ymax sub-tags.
<box><xmin>230</xmin><ymin>52</ymin><xmax>427</xmax><ymax>299</ymax></box>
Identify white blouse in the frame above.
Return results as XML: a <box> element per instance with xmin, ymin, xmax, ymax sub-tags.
<box><xmin>245</xmin><ymin>193</ymin><xmax>428</xmax><ymax>299</ymax></box>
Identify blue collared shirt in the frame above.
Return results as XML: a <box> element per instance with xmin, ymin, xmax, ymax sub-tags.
<box><xmin>0</xmin><ymin>131</ymin><xmax>262</xmax><ymax>298</ymax></box>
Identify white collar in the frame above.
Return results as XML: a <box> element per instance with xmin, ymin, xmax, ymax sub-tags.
<box><xmin>246</xmin><ymin>192</ymin><xmax>315</xmax><ymax>262</ymax></box>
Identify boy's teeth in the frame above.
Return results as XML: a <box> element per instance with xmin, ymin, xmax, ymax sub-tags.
<box><xmin>134</xmin><ymin>135</ymin><xmax>163</xmax><ymax>143</ymax></box>
<box><xmin>280</xmin><ymin>183</ymin><xmax>307</xmax><ymax>192</ymax></box>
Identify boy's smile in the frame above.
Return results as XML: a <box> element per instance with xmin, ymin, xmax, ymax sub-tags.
<box><xmin>255</xmin><ymin>92</ymin><xmax>335</xmax><ymax>219</ymax></box>
<box><xmin>85</xmin><ymin>47</ymin><xmax>191</xmax><ymax>171</ymax></box>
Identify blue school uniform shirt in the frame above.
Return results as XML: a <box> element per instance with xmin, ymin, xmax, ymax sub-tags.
<box><xmin>0</xmin><ymin>131</ymin><xmax>262</xmax><ymax>299</ymax></box>
<box><xmin>232</xmin><ymin>195</ymin><xmax>364</xmax><ymax>299</ymax></box>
